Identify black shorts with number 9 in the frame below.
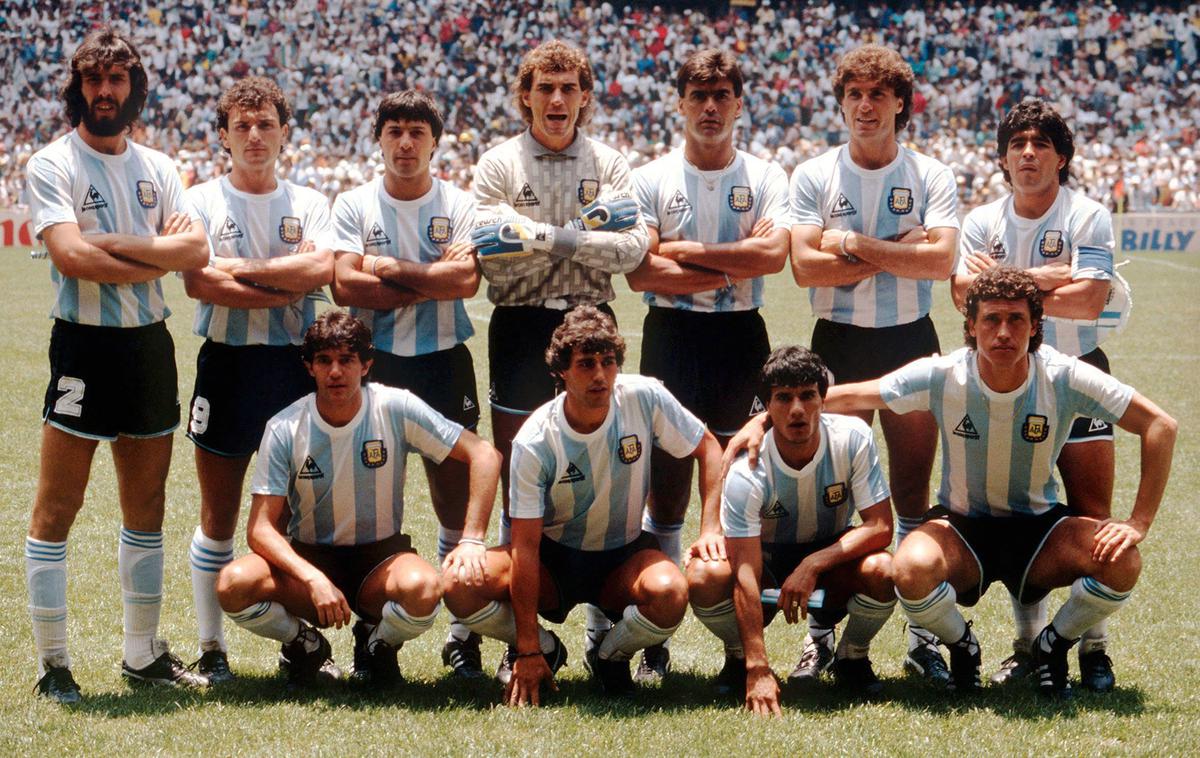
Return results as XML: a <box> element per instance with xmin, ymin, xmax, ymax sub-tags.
<box><xmin>43</xmin><ymin>319</ymin><xmax>180</xmax><ymax>440</ymax></box>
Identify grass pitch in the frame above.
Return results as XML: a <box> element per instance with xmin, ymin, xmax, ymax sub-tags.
<box><xmin>0</xmin><ymin>245</ymin><xmax>1197</xmax><ymax>756</ymax></box>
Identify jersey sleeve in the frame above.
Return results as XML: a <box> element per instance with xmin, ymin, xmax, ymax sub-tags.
<box><xmin>879</xmin><ymin>354</ymin><xmax>941</xmax><ymax>414</ymax></box>
<box><xmin>331</xmin><ymin>191</ymin><xmax>365</xmax><ymax>255</ymax></box>
<box><xmin>1063</xmin><ymin>358</ymin><xmax>1134</xmax><ymax>422</ymax></box>
<box><xmin>157</xmin><ymin>159</ymin><xmax>196</xmax><ymax>224</ymax></box>
<box><xmin>632</xmin><ymin>166</ymin><xmax>660</xmax><ymax>230</ymax></box>
<box><xmin>720</xmin><ymin>456</ymin><xmax>766</xmax><ymax>539</ymax></box>
<box><xmin>448</xmin><ymin>188</ymin><xmax>476</xmax><ymax>246</ymax></box>
<box><xmin>758</xmin><ymin>160</ymin><xmax>792</xmax><ymax>227</ymax></box>
<box><xmin>184</xmin><ymin>185</ymin><xmax>217</xmax><ymax>260</ymax></box>
<box><xmin>508</xmin><ymin>437</ymin><xmax>552</xmax><ymax>520</ymax></box>
<box><xmin>472</xmin><ymin>151</ymin><xmax>509</xmax><ymax>210</ymax></box>
<box><xmin>1070</xmin><ymin>205</ymin><xmax>1115</xmax><ymax>280</ymax></box>
<box><xmin>25</xmin><ymin>152</ymin><xmax>77</xmax><ymax>238</ymax></box>
<box><xmin>304</xmin><ymin>191</ymin><xmax>337</xmax><ymax>251</ymax></box>
<box><xmin>921</xmin><ymin>162</ymin><xmax>960</xmax><ymax>230</ymax></box>
<box><xmin>647</xmin><ymin>380</ymin><xmax>706</xmax><ymax>457</ymax></box>
<box><xmin>847</xmin><ymin>423</ymin><xmax>891</xmax><ymax>510</ymax></box>
<box><xmin>956</xmin><ymin>207</ymin><xmax>990</xmax><ymax>275</ymax></box>
<box><xmin>398</xmin><ymin>392</ymin><xmax>464</xmax><ymax>465</ymax></box>
<box><xmin>788</xmin><ymin>159</ymin><xmax>825</xmax><ymax>228</ymax></box>
<box><xmin>565</xmin><ymin>152</ymin><xmax>649</xmax><ymax>274</ymax></box>
<box><xmin>250</xmin><ymin>417</ymin><xmax>295</xmax><ymax>497</ymax></box>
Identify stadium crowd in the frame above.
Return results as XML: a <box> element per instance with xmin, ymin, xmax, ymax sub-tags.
<box><xmin>4</xmin><ymin>0</ymin><xmax>1200</xmax><ymax>211</ymax></box>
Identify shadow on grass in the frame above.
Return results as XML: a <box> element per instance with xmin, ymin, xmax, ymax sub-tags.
<box><xmin>63</xmin><ymin>668</ymin><xmax>1146</xmax><ymax>719</ymax></box>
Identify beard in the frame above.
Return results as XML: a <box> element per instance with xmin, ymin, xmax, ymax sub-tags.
<box><xmin>81</xmin><ymin>96</ymin><xmax>139</xmax><ymax>137</ymax></box>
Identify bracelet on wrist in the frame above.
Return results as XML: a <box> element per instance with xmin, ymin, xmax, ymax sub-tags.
<box><xmin>370</xmin><ymin>256</ymin><xmax>381</xmax><ymax>277</ymax></box>
<box><xmin>459</xmin><ymin>537</ymin><xmax>486</xmax><ymax>547</ymax></box>
<box><xmin>723</xmin><ymin>273</ymin><xmax>732</xmax><ymax>288</ymax></box>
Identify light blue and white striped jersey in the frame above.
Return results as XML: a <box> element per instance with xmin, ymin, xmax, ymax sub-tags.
<box><xmin>958</xmin><ymin>187</ymin><xmax>1116</xmax><ymax>356</ymax></box>
<box><xmin>722</xmin><ymin>416</ymin><xmax>890</xmax><ymax>544</ymax></box>
<box><xmin>25</xmin><ymin>131</ymin><xmax>195</xmax><ymax>327</ymax></box>
<box><xmin>187</xmin><ymin>176</ymin><xmax>334</xmax><ymax>346</ymax></box>
<box><xmin>632</xmin><ymin>148</ymin><xmax>790</xmax><ymax>312</ymax></box>
<box><xmin>251</xmin><ymin>383</ymin><xmax>463</xmax><ymax>545</ymax></box>
<box><xmin>789</xmin><ymin>144</ymin><xmax>959</xmax><ymax>328</ymax></box>
<box><xmin>509</xmin><ymin>374</ymin><xmax>705</xmax><ymax>551</ymax></box>
<box><xmin>332</xmin><ymin>177</ymin><xmax>475</xmax><ymax>356</ymax></box>
<box><xmin>880</xmin><ymin>346</ymin><xmax>1134</xmax><ymax>517</ymax></box>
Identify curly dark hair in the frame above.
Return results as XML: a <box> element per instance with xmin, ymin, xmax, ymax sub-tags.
<box><xmin>963</xmin><ymin>267</ymin><xmax>1044</xmax><ymax>353</ymax></box>
<box><xmin>302</xmin><ymin>310</ymin><xmax>374</xmax><ymax>364</ymax></box>
<box><xmin>996</xmin><ymin>99</ymin><xmax>1075</xmax><ymax>186</ymax></box>
<box><xmin>675</xmin><ymin>48</ymin><xmax>744</xmax><ymax>98</ymax></box>
<box><xmin>217</xmin><ymin>76</ymin><xmax>292</xmax><ymax>134</ymax></box>
<box><xmin>512</xmin><ymin>40</ymin><xmax>594</xmax><ymax>129</ymax></box>
<box><xmin>545</xmin><ymin>306</ymin><xmax>625</xmax><ymax>374</ymax></box>
<box><xmin>373</xmin><ymin>89</ymin><xmax>444</xmax><ymax>142</ymax></box>
<box><xmin>61</xmin><ymin>27</ymin><xmax>148</xmax><ymax>131</ymax></box>
<box><xmin>832</xmin><ymin>45</ymin><xmax>914</xmax><ymax>132</ymax></box>
<box><xmin>761</xmin><ymin>346</ymin><xmax>830</xmax><ymax>398</ymax></box>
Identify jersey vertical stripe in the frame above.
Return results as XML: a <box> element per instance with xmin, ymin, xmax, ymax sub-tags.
<box><xmin>509</xmin><ymin>374</ymin><xmax>705</xmax><ymax>550</ymax></box>
<box><xmin>880</xmin><ymin>346</ymin><xmax>1134</xmax><ymax>517</ymax></box>
<box><xmin>187</xmin><ymin>177</ymin><xmax>333</xmax><ymax>345</ymax></box>
<box><xmin>958</xmin><ymin>188</ymin><xmax>1117</xmax><ymax>356</ymax></box>
<box><xmin>25</xmin><ymin>132</ymin><xmax>192</xmax><ymax>327</ymax></box>
<box><xmin>332</xmin><ymin>177</ymin><xmax>475</xmax><ymax>356</ymax></box>
<box><xmin>789</xmin><ymin>144</ymin><xmax>959</xmax><ymax>328</ymax></box>
<box><xmin>632</xmin><ymin>148</ymin><xmax>790</xmax><ymax>312</ymax></box>
<box><xmin>720</xmin><ymin>416</ymin><xmax>889</xmax><ymax>543</ymax></box>
<box><xmin>251</xmin><ymin>383</ymin><xmax>463</xmax><ymax>545</ymax></box>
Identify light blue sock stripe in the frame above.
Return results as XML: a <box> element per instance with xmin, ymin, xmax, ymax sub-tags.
<box><xmin>899</xmin><ymin>581</ymin><xmax>952</xmax><ymax>613</ymax></box>
<box><xmin>228</xmin><ymin>601</ymin><xmax>271</xmax><ymax>623</ymax></box>
<box><xmin>1082</xmin><ymin>576</ymin><xmax>1131</xmax><ymax>603</ymax></box>
<box><xmin>189</xmin><ymin>557</ymin><xmax>230</xmax><ymax>572</ymax></box>
<box><xmin>25</xmin><ymin>537</ymin><xmax>67</xmax><ymax>559</ymax></box>
<box><xmin>853</xmin><ymin>594</ymin><xmax>897</xmax><ymax>611</ymax></box>
<box><xmin>125</xmin><ymin>596</ymin><xmax>163</xmax><ymax>605</ymax></box>
<box><xmin>189</xmin><ymin>543</ymin><xmax>233</xmax><ymax>560</ymax></box>
<box><xmin>692</xmin><ymin>599</ymin><xmax>735</xmax><ymax>618</ymax></box>
<box><xmin>120</xmin><ymin>528</ymin><xmax>163</xmax><ymax>548</ymax></box>
<box><xmin>25</xmin><ymin>547</ymin><xmax>67</xmax><ymax>561</ymax></box>
<box><xmin>644</xmin><ymin>517</ymin><xmax>684</xmax><ymax>533</ymax></box>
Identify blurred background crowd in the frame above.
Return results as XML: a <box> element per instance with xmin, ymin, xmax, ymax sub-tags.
<box><xmin>3</xmin><ymin>0</ymin><xmax>1200</xmax><ymax>212</ymax></box>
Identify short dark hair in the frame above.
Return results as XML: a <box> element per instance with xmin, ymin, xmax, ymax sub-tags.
<box><xmin>513</xmin><ymin>40</ymin><xmax>594</xmax><ymax>128</ymax></box>
<box><xmin>373</xmin><ymin>89</ymin><xmax>445</xmax><ymax>142</ymax></box>
<box><xmin>217</xmin><ymin>76</ymin><xmax>292</xmax><ymax>133</ymax></box>
<box><xmin>675</xmin><ymin>48</ymin><xmax>744</xmax><ymax>98</ymax></box>
<box><xmin>761</xmin><ymin>346</ymin><xmax>830</xmax><ymax>398</ymax></box>
<box><xmin>545</xmin><ymin>306</ymin><xmax>625</xmax><ymax>374</ymax></box>
<box><xmin>963</xmin><ymin>267</ymin><xmax>1044</xmax><ymax>353</ymax></box>
<box><xmin>996</xmin><ymin>99</ymin><xmax>1075</xmax><ymax>185</ymax></box>
<box><xmin>61</xmin><ymin>27</ymin><xmax>148</xmax><ymax>128</ymax></box>
<box><xmin>302</xmin><ymin>310</ymin><xmax>374</xmax><ymax>363</ymax></box>
<box><xmin>832</xmin><ymin>45</ymin><xmax>914</xmax><ymax>132</ymax></box>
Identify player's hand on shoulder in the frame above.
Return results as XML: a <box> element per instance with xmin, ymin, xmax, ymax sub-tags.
<box><xmin>1091</xmin><ymin>518</ymin><xmax>1146</xmax><ymax>563</ymax></box>
<box><xmin>745</xmin><ymin>665</ymin><xmax>782</xmax><ymax>717</ymax></box>
<box><xmin>305</xmin><ymin>574</ymin><xmax>352</xmax><ymax>629</ymax></box>
<box><xmin>472</xmin><ymin>209</ymin><xmax>553</xmax><ymax>259</ymax></box>
<box><xmin>573</xmin><ymin>191</ymin><xmax>639</xmax><ymax>233</ymax></box>
<box><xmin>722</xmin><ymin>412</ymin><xmax>769</xmax><ymax>477</ymax></box>
<box><xmin>505</xmin><ymin>653</ymin><xmax>557</xmax><ymax>707</ymax></box>
<box><xmin>443</xmin><ymin>541</ymin><xmax>488</xmax><ymax>587</ymax></box>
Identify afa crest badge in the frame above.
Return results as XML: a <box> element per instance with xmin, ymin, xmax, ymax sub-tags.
<box><xmin>1039</xmin><ymin>230</ymin><xmax>1064</xmax><ymax>258</ymax></box>
<box><xmin>728</xmin><ymin>185</ymin><xmax>753</xmax><ymax>212</ymax></box>
<box><xmin>361</xmin><ymin>439</ymin><xmax>388</xmax><ymax>468</ymax></box>
<box><xmin>578</xmin><ymin>179</ymin><xmax>599</xmax><ymax>205</ymax></box>
<box><xmin>279</xmin><ymin>216</ymin><xmax>303</xmax><ymax>244</ymax></box>
<box><xmin>618</xmin><ymin>434</ymin><xmax>642</xmax><ymax>464</ymax></box>
<box><xmin>887</xmin><ymin>187</ymin><xmax>913</xmax><ymax>214</ymax></box>
<box><xmin>136</xmin><ymin>180</ymin><xmax>158</xmax><ymax>209</ymax></box>
<box><xmin>1022</xmin><ymin>414</ymin><xmax>1049</xmax><ymax>443</ymax></box>
<box><xmin>427</xmin><ymin>216</ymin><xmax>451</xmax><ymax>244</ymax></box>
<box><xmin>823</xmin><ymin>482</ymin><xmax>848</xmax><ymax>508</ymax></box>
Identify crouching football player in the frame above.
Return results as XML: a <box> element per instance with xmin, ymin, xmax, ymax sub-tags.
<box><xmin>688</xmin><ymin>346</ymin><xmax>895</xmax><ymax>715</ymax></box>
<box><xmin>443</xmin><ymin>307</ymin><xmax>722</xmax><ymax>704</ymax></box>
<box><xmin>216</xmin><ymin>311</ymin><xmax>501</xmax><ymax>688</ymax></box>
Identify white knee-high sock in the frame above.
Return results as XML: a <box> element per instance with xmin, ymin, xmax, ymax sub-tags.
<box><xmin>895</xmin><ymin>516</ymin><xmax>923</xmax><ymax>547</ymax></box>
<box><xmin>1052</xmin><ymin>578</ymin><xmax>1130</xmax><ymax>641</ymax></box>
<box><xmin>899</xmin><ymin>582</ymin><xmax>965</xmax><ymax>647</ymax></box>
<box><xmin>1010</xmin><ymin>594</ymin><xmax>1047</xmax><ymax>649</ymax></box>
<box><xmin>457</xmin><ymin>601</ymin><xmax>557</xmax><ymax>652</ymax></box>
<box><xmin>897</xmin><ymin>515</ymin><xmax>937</xmax><ymax>652</ymax></box>
<box><xmin>691</xmin><ymin>598</ymin><xmax>743</xmax><ymax>657</ymax></box>
<box><xmin>372</xmin><ymin>601</ymin><xmax>438</xmax><ymax>646</ymax></box>
<box><xmin>437</xmin><ymin>527</ymin><xmax>472</xmax><ymax>643</ymax></box>
<box><xmin>26</xmin><ymin>537</ymin><xmax>69</xmax><ymax>675</ymax></box>
<box><xmin>227</xmin><ymin>600</ymin><xmax>301</xmax><ymax>643</ymax></box>
<box><xmin>837</xmin><ymin>594</ymin><xmax>896</xmax><ymax>660</ymax></box>
<box><xmin>189</xmin><ymin>526</ymin><xmax>234</xmax><ymax>652</ymax></box>
<box><xmin>119</xmin><ymin>528</ymin><xmax>164</xmax><ymax>669</ymax></box>
<box><xmin>598</xmin><ymin>605</ymin><xmax>679</xmax><ymax>662</ymax></box>
<box><xmin>1081</xmin><ymin>618</ymin><xmax>1109</xmax><ymax>654</ymax></box>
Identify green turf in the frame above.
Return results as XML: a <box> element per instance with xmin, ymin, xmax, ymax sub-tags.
<box><xmin>1</xmin><ymin>245</ymin><xmax>1197</xmax><ymax>755</ymax></box>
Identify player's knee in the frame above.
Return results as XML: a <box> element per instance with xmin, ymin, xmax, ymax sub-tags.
<box><xmin>215</xmin><ymin>562</ymin><xmax>258</xmax><ymax>612</ymax></box>
<box><xmin>1099</xmin><ymin>545</ymin><xmax>1142</xmax><ymax>591</ymax></box>
<box><xmin>685</xmin><ymin>557</ymin><xmax>730</xmax><ymax>602</ymax></box>
<box><xmin>647</xmin><ymin>566</ymin><xmax>689</xmax><ymax>615</ymax></box>
<box><xmin>859</xmin><ymin>551</ymin><xmax>895</xmax><ymax>600</ymax></box>
<box><xmin>892</xmin><ymin>540</ymin><xmax>944</xmax><ymax>596</ymax></box>
<box><xmin>391</xmin><ymin>566</ymin><xmax>442</xmax><ymax>614</ymax></box>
